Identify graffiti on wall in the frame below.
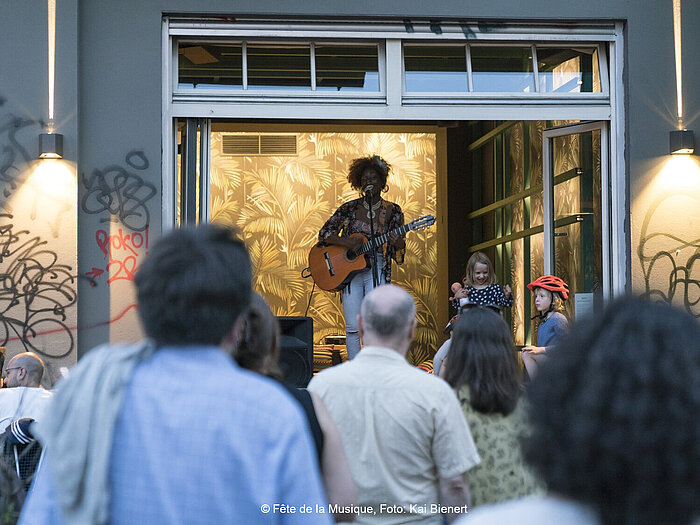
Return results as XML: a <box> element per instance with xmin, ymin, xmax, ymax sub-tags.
<box><xmin>82</xmin><ymin>150</ymin><xmax>155</xmax><ymax>285</ymax></box>
<box><xmin>0</xmin><ymin>214</ymin><xmax>76</xmax><ymax>358</ymax></box>
<box><xmin>92</xmin><ymin>226</ymin><xmax>150</xmax><ymax>283</ymax></box>
<box><xmin>0</xmin><ymin>97</ymin><xmax>77</xmax><ymax>363</ymax></box>
<box><xmin>638</xmin><ymin>190</ymin><xmax>700</xmax><ymax>318</ymax></box>
<box><xmin>81</xmin><ymin>150</ymin><xmax>155</xmax><ymax>232</ymax></box>
<box><xmin>0</xmin><ymin>104</ymin><xmax>40</xmax><ymax>205</ymax></box>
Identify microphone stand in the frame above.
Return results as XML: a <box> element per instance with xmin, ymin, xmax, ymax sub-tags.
<box><xmin>366</xmin><ymin>189</ymin><xmax>380</xmax><ymax>288</ymax></box>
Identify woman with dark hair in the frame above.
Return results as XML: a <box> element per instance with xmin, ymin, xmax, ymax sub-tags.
<box><xmin>317</xmin><ymin>155</ymin><xmax>406</xmax><ymax>359</ymax></box>
<box><xmin>459</xmin><ymin>296</ymin><xmax>700</xmax><ymax>525</ymax></box>
<box><xmin>443</xmin><ymin>307</ymin><xmax>543</xmax><ymax>507</ymax></box>
<box><xmin>233</xmin><ymin>293</ymin><xmax>357</xmax><ymax>523</ymax></box>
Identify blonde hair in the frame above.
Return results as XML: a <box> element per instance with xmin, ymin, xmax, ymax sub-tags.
<box><xmin>463</xmin><ymin>251</ymin><xmax>497</xmax><ymax>287</ymax></box>
<box><xmin>534</xmin><ymin>288</ymin><xmax>566</xmax><ymax>314</ymax></box>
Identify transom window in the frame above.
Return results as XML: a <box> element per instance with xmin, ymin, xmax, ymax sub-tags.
<box><xmin>176</xmin><ymin>39</ymin><xmax>605</xmax><ymax>97</ymax></box>
<box><xmin>178</xmin><ymin>41</ymin><xmax>380</xmax><ymax>92</ymax></box>
<box><xmin>403</xmin><ymin>44</ymin><xmax>601</xmax><ymax>94</ymax></box>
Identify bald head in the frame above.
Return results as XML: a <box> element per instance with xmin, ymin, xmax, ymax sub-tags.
<box><xmin>4</xmin><ymin>352</ymin><xmax>44</xmax><ymax>388</ymax></box>
<box><xmin>359</xmin><ymin>284</ymin><xmax>416</xmax><ymax>353</ymax></box>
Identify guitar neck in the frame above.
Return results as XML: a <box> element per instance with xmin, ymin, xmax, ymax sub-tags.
<box><xmin>358</xmin><ymin>223</ymin><xmax>412</xmax><ymax>255</ymax></box>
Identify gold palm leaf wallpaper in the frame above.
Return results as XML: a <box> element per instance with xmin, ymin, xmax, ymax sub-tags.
<box><xmin>209</xmin><ymin>130</ymin><xmax>438</xmax><ymax>365</ymax></box>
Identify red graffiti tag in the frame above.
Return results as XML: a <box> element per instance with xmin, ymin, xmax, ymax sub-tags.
<box><xmin>94</xmin><ymin>226</ymin><xmax>149</xmax><ymax>283</ymax></box>
<box><xmin>85</xmin><ymin>267</ymin><xmax>105</xmax><ymax>279</ymax></box>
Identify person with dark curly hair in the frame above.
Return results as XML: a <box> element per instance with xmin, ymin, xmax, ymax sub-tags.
<box><xmin>457</xmin><ymin>295</ymin><xmax>700</xmax><ymax>525</ymax></box>
<box><xmin>317</xmin><ymin>155</ymin><xmax>406</xmax><ymax>359</ymax></box>
<box><xmin>443</xmin><ymin>308</ymin><xmax>543</xmax><ymax>508</ymax></box>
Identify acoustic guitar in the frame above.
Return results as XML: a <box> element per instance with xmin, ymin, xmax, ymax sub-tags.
<box><xmin>308</xmin><ymin>215</ymin><xmax>435</xmax><ymax>291</ymax></box>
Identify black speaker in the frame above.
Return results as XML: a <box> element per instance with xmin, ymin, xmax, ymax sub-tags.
<box><xmin>277</xmin><ymin>316</ymin><xmax>314</xmax><ymax>388</ymax></box>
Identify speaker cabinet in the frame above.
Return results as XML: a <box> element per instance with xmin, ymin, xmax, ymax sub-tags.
<box><xmin>277</xmin><ymin>316</ymin><xmax>314</xmax><ymax>387</ymax></box>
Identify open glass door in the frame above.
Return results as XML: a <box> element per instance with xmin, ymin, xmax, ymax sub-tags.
<box><xmin>542</xmin><ymin>121</ymin><xmax>610</xmax><ymax>320</ymax></box>
<box><xmin>177</xmin><ymin>118</ymin><xmax>210</xmax><ymax>225</ymax></box>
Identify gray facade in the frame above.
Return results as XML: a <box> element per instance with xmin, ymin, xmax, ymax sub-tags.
<box><xmin>2</xmin><ymin>1</ymin><xmax>699</xmax><ymax>381</ymax></box>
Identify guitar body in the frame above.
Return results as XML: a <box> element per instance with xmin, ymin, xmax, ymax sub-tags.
<box><xmin>308</xmin><ymin>233</ymin><xmax>369</xmax><ymax>291</ymax></box>
<box><xmin>307</xmin><ymin>214</ymin><xmax>434</xmax><ymax>292</ymax></box>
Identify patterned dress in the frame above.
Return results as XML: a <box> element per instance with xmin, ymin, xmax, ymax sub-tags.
<box><xmin>318</xmin><ymin>197</ymin><xmax>405</xmax><ymax>284</ymax></box>
<box><xmin>455</xmin><ymin>387</ymin><xmax>544</xmax><ymax>507</ymax></box>
<box><xmin>464</xmin><ymin>284</ymin><xmax>514</xmax><ymax>307</ymax></box>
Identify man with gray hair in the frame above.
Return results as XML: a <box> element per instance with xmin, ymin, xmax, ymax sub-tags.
<box><xmin>0</xmin><ymin>352</ymin><xmax>53</xmax><ymax>431</ymax></box>
<box><xmin>309</xmin><ymin>284</ymin><xmax>480</xmax><ymax>524</ymax></box>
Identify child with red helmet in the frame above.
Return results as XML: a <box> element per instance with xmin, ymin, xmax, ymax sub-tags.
<box><xmin>522</xmin><ymin>275</ymin><xmax>569</xmax><ymax>358</ymax></box>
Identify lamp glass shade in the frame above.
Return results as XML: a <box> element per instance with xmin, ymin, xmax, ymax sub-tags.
<box><xmin>39</xmin><ymin>133</ymin><xmax>63</xmax><ymax>159</ymax></box>
<box><xmin>670</xmin><ymin>129</ymin><xmax>694</xmax><ymax>155</ymax></box>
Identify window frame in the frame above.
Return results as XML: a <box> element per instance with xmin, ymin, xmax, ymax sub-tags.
<box><xmin>161</xmin><ymin>17</ymin><xmax>627</xmax><ymax>296</ymax></box>
<box><xmin>174</xmin><ymin>38</ymin><xmax>386</xmax><ymax>101</ymax></box>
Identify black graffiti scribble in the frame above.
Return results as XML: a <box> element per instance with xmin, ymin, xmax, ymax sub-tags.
<box><xmin>0</xmin><ymin>214</ymin><xmax>76</xmax><ymax>358</ymax></box>
<box><xmin>0</xmin><ymin>115</ymin><xmax>40</xmax><ymax>201</ymax></box>
<box><xmin>638</xmin><ymin>192</ymin><xmax>700</xmax><ymax>318</ymax></box>
<box><xmin>125</xmin><ymin>150</ymin><xmax>149</xmax><ymax>171</ymax></box>
<box><xmin>80</xmin><ymin>150</ymin><xmax>156</xmax><ymax>232</ymax></box>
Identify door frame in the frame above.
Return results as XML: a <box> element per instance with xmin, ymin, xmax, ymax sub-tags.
<box><xmin>542</xmin><ymin>120</ymin><xmax>612</xmax><ymax>300</ymax></box>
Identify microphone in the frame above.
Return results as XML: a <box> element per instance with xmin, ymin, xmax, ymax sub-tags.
<box><xmin>363</xmin><ymin>184</ymin><xmax>374</xmax><ymax>197</ymax></box>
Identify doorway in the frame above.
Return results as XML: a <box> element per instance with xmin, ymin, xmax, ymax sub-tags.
<box><xmin>457</xmin><ymin>120</ymin><xmax>609</xmax><ymax>347</ymax></box>
<box><xmin>177</xmin><ymin>118</ymin><xmax>611</xmax><ymax>357</ymax></box>
<box><xmin>178</xmin><ymin>120</ymin><xmax>445</xmax><ymax>365</ymax></box>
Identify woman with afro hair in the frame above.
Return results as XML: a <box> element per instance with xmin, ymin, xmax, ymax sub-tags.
<box><xmin>317</xmin><ymin>155</ymin><xmax>406</xmax><ymax>359</ymax></box>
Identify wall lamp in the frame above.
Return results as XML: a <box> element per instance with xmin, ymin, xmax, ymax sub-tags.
<box><xmin>39</xmin><ymin>132</ymin><xmax>64</xmax><ymax>159</ymax></box>
<box><xmin>670</xmin><ymin>129</ymin><xmax>695</xmax><ymax>155</ymax></box>
<box><xmin>39</xmin><ymin>0</ymin><xmax>62</xmax><ymax>159</ymax></box>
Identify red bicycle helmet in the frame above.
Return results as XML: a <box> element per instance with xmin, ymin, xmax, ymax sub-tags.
<box><xmin>527</xmin><ymin>275</ymin><xmax>569</xmax><ymax>300</ymax></box>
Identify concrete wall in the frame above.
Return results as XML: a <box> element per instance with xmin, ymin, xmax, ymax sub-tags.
<box><xmin>0</xmin><ymin>0</ymin><xmax>78</xmax><ymax>384</ymax></box>
<box><xmin>2</xmin><ymin>0</ymin><xmax>697</xmax><ymax>368</ymax></box>
<box><xmin>628</xmin><ymin>5</ymin><xmax>700</xmax><ymax>314</ymax></box>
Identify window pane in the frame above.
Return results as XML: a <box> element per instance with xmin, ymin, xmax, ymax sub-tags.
<box><xmin>315</xmin><ymin>45</ymin><xmax>379</xmax><ymax>92</ymax></box>
<box><xmin>471</xmin><ymin>47</ymin><xmax>535</xmax><ymax>92</ymax></box>
<box><xmin>404</xmin><ymin>46</ymin><xmax>468</xmax><ymax>92</ymax></box>
<box><xmin>178</xmin><ymin>43</ymin><xmax>243</xmax><ymax>90</ymax></box>
<box><xmin>537</xmin><ymin>47</ymin><xmax>601</xmax><ymax>93</ymax></box>
<box><xmin>247</xmin><ymin>44</ymin><xmax>311</xmax><ymax>90</ymax></box>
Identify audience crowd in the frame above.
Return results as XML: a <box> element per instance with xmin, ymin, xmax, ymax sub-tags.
<box><xmin>0</xmin><ymin>223</ymin><xmax>698</xmax><ymax>525</ymax></box>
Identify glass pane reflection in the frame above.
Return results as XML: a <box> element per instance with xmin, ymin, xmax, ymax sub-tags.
<box><xmin>404</xmin><ymin>46</ymin><xmax>468</xmax><ymax>92</ymax></box>
<box><xmin>551</xmin><ymin>129</ymin><xmax>604</xmax><ymax>317</ymax></box>
<box><xmin>247</xmin><ymin>44</ymin><xmax>311</xmax><ymax>90</ymax></box>
<box><xmin>471</xmin><ymin>47</ymin><xmax>535</xmax><ymax>92</ymax></box>
<box><xmin>178</xmin><ymin>43</ymin><xmax>243</xmax><ymax>90</ymax></box>
<box><xmin>537</xmin><ymin>47</ymin><xmax>600</xmax><ymax>93</ymax></box>
<box><xmin>315</xmin><ymin>45</ymin><xmax>380</xmax><ymax>91</ymax></box>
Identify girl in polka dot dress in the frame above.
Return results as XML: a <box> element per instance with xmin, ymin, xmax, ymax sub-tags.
<box><xmin>453</xmin><ymin>252</ymin><xmax>513</xmax><ymax>310</ymax></box>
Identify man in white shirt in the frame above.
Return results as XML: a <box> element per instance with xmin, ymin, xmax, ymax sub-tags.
<box><xmin>309</xmin><ymin>284</ymin><xmax>481</xmax><ymax>524</ymax></box>
<box><xmin>0</xmin><ymin>352</ymin><xmax>53</xmax><ymax>431</ymax></box>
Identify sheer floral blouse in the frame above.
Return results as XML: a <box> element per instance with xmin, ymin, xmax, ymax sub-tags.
<box><xmin>318</xmin><ymin>198</ymin><xmax>405</xmax><ymax>284</ymax></box>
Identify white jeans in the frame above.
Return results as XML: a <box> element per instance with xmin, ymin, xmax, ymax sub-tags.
<box><xmin>342</xmin><ymin>256</ymin><xmax>385</xmax><ymax>359</ymax></box>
